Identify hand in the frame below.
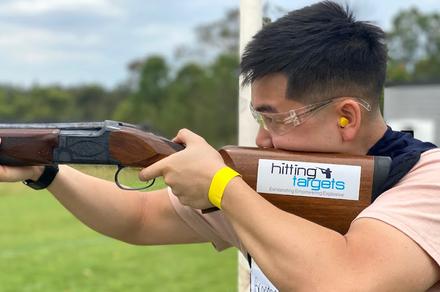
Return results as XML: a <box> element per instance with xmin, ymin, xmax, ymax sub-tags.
<box><xmin>139</xmin><ymin>129</ymin><xmax>226</xmax><ymax>209</ymax></box>
<box><xmin>0</xmin><ymin>138</ymin><xmax>44</xmax><ymax>182</ymax></box>
<box><xmin>0</xmin><ymin>165</ymin><xmax>44</xmax><ymax>182</ymax></box>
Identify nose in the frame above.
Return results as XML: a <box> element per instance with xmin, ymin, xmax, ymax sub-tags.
<box><xmin>255</xmin><ymin>126</ymin><xmax>274</xmax><ymax>148</ymax></box>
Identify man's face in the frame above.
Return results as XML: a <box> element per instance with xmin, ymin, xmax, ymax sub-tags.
<box><xmin>251</xmin><ymin>74</ymin><xmax>342</xmax><ymax>152</ymax></box>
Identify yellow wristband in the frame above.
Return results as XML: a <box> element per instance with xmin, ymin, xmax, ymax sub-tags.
<box><xmin>208</xmin><ymin>167</ymin><xmax>241</xmax><ymax>209</ymax></box>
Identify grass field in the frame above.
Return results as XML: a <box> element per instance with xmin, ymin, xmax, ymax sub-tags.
<box><xmin>0</xmin><ymin>166</ymin><xmax>237</xmax><ymax>292</ymax></box>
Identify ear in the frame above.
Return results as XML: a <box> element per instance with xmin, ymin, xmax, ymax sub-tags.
<box><xmin>336</xmin><ymin>99</ymin><xmax>362</xmax><ymax>142</ymax></box>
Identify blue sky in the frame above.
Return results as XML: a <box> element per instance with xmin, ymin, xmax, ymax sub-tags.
<box><xmin>0</xmin><ymin>0</ymin><xmax>439</xmax><ymax>89</ymax></box>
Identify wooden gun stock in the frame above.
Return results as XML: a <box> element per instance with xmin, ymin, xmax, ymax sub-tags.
<box><xmin>0</xmin><ymin>121</ymin><xmax>391</xmax><ymax>234</ymax></box>
<box><xmin>219</xmin><ymin>146</ymin><xmax>390</xmax><ymax>234</ymax></box>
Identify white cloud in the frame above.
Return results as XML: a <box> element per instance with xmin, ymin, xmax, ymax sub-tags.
<box><xmin>0</xmin><ymin>24</ymin><xmax>103</xmax><ymax>64</ymax></box>
<box><xmin>0</xmin><ymin>25</ymin><xmax>101</xmax><ymax>46</ymax></box>
<box><xmin>10</xmin><ymin>49</ymin><xmax>103</xmax><ymax>64</ymax></box>
<box><xmin>133</xmin><ymin>23</ymin><xmax>191</xmax><ymax>40</ymax></box>
<box><xmin>0</xmin><ymin>0</ymin><xmax>124</xmax><ymax>17</ymax></box>
<box><xmin>132</xmin><ymin>23</ymin><xmax>195</xmax><ymax>55</ymax></box>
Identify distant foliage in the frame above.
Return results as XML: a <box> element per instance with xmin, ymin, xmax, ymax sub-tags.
<box><xmin>0</xmin><ymin>50</ymin><xmax>238</xmax><ymax>147</ymax></box>
<box><xmin>114</xmin><ymin>53</ymin><xmax>239</xmax><ymax>146</ymax></box>
<box><xmin>387</xmin><ymin>8</ymin><xmax>440</xmax><ymax>84</ymax></box>
<box><xmin>0</xmin><ymin>84</ymin><xmax>120</xmax><ymax>123</ymax></box>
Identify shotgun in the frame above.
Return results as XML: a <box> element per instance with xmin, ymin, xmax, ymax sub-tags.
<box><xmin>0</xmin><ymin>120</ymin><xmax>391</xmax><ymax>234</ymax></box>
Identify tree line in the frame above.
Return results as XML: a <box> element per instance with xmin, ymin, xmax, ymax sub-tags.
<box><xmin>0</xmin><ymin>7</ymin><xmax>438</xmax><ymax>147</ymax></box>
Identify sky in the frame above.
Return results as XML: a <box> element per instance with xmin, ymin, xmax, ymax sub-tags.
<box><xmin>1</xmin><ymin>0</ymin><xmax>440</xmax><ymax>89</ymax></box>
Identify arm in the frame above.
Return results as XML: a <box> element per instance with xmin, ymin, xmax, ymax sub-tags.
<box><xmin>48</xmin><ymin>165</ymin><xmax>206</xmax><ymax>245</ymax></box>
<box><xmin>221</xmin><ymin>178</ymin><xmax>439</xmax><ymax>291</ymax></box>
<box><xmin>0</xmin><ymin>163</ymin><xmax>206</xmax><ymax>246</ymax></box>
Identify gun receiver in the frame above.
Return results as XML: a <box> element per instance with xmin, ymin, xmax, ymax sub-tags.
<box><xmin>0</xmin><ymin>120</ymin><xmax>391</xmax><ymax>234</ymax></box>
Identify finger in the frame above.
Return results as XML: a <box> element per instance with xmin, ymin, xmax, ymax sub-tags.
<box><xmin>172</xmin><ymin>128</ymin><xmax>203</xmax><ymax>145</ymax></box>
<box><xmin>0</xmin><ymin>165</ymin><xmax>34</xmax><ymax>182</ymax></box>
<box><xmin>172</xmin><ymin>128</ymin><xmax>193</xmax><ymax>144</ymax></box>
<box><xmin>138</xmin><ymin>158</ymin><xmax>168</xmax><ymax>182</ymax></box>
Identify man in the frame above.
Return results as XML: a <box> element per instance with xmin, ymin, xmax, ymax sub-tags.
<box><xmin>2</xmin><ymin>1</ymin><xmax>440</xmax><ymax>291</ymax></box>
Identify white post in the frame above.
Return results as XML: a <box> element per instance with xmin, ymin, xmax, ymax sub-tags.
<box><xmin>238</xmin><ymin>0</ymin><xmax>262</xmax><ymax>291</ymax></box>
<box><xmin>239</xmin><ymin>0</ymin><xmax>262</xmax><ymax>147</ymax></box>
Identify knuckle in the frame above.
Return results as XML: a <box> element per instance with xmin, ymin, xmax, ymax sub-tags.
<box><xmin>163</xmin><ymin>176</ymin><xmax>173</xmax><ymax>186</ymax></box>
<box><xmin>139</xmin><ymin>169</ymin><xmax>147</xmax><ymax>179</ymax></box>
<box><xmin>162</xmin><ymin>170</ymin><xmax>176</xmax><ymax>186</ymax></box>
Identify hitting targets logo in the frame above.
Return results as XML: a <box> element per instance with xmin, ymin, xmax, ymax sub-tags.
<box><xmin>256</xmin><ymin>159</ymin><xmax>361</xmax><ymax>200</ymax></box>
<box><xmin>270</xmin><ymin>162</ymin><xmax>345</xmax><ymax>192</ymax></box>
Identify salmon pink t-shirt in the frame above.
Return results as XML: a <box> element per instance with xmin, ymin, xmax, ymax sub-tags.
<box><xmin>355</xmin><ymin>148</ymin><xmax>440</xmax><ymax>291</ymax></box>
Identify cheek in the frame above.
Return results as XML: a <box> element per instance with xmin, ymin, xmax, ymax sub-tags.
<box><xmin>271</xmin><ymin>125</ymin><xmax>339</xmax><ymax>152</ymax></box>
<box><xmin>271</xmin><ymin>131</ymin><xmax>316</xmax><ymax>151</ymax></box>
<box><xmin>271</xmin><ymin>137</ymin><xmax>300</xmax><ymax>151</ymax></box>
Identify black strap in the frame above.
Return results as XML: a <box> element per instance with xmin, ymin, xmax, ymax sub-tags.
<box><xmin>372</xmin><ymin>151</ymin><xmax>422</xmax><ymax>200</ymax></box>
<box><xmin>367</xmin><ymin>127</ymin><xmax>437</xmax><ymax>201</ymax></box>
<box><xmin>23</xmin><ymin>165</ymin><xmax>59</xmax><ymax>190</ymax></box>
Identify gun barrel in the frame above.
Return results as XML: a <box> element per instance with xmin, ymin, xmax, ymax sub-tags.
<box><xmin>0</xmin><ymin>120</ymin><xmax>137</xmax><ymax>130</ymax></box>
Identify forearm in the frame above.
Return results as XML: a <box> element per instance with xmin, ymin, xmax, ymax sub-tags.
<box><xmin>221</xmin><ymin>177</ymin><xmax>352</xmax><ymax>291</ymax></box>
<box><xmin>47</xmin><ymin>165</ymin><xmax>146</xmax><ymax>242</ymax></box>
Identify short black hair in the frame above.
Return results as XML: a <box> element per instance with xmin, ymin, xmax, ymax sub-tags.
<box><xmin>240</xmin><ymin>1</ymin><xmax>387</xmax><ymax>108</ymax></box>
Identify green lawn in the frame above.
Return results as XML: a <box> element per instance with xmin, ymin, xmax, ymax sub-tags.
<box><xmin>0</xmin><ymin>167</ymin><xmax>237</xmax><ymax>292</ymax></box>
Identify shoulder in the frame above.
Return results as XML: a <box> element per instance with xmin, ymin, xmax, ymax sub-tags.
<box><xmin>355</xmin><ymin>147</ymin><xmax>440</xmax><ymax>266</ymax></box>
<box><xmin>410</xmin><ymin>148</ymin><xmax>440</xmax><ymax>172</ymax></box>
<box><xmin>347</xmin><ymin>149</ymin><xmax>440</xmax><ymax>290</ymax></box>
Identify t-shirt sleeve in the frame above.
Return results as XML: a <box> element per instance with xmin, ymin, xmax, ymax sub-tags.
<box><xmin>167</xmin><ymin>187</ymin><xmax>245</xmax><ymax>253</ymax></box>
<box><xmin>354</xmin><ymin>148</ymin><xmax>440</xmax><ymax>266</ymax></box>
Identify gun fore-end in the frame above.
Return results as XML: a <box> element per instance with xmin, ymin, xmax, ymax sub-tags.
<box><xmin>217</xmin><ymin>146</ymin><xmax>390</xmax><ymax>234</ymax></box>
<box><xmin>0</xmin><ymin>129</ymin><xmax>59</xmax><ymax>166</ymax></box>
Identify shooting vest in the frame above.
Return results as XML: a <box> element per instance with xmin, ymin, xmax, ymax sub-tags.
<box><xmin>249</xmin><ymin>127</ymin><xmax>437</xmax><ymax>292</ymax></box>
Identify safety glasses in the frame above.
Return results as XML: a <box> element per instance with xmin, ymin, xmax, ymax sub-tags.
<box><xmin>249</xmin><ymin>97</ymin><xmax>371</xmax><ymax>135</ymax></box>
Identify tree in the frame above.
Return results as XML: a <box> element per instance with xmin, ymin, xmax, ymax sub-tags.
<box><xmin>155</xmin><ymin>54</ymin><xmax>239</xmax><ymax>146</ymax></box>
<box><xmin>195</xmin><ymin>9</ymin><xmax>239</xmax><ymax>56</ymax></box>
<box><xmin>115</xmin><ymin>9</ymin><xmax>243</xmax><ymax>146</ymax></box>
<box><xmin>68</xmin><ymin>84</ymin><xmax>117</xmax><ymax>121</ymax></box>
<box><xmin>387</xmin><ymin>8</ymin><xmax>440</xmax><ymax>83</ymax></box>
<box><xmin>114</xmin><ymin>56</ymin><xmax>170</xmax><ymax>126</ymax></box>
<box><xmin>174</xmin><ymin>4</ymin><xmax>282</xmax><ymax>63</ymax></box>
